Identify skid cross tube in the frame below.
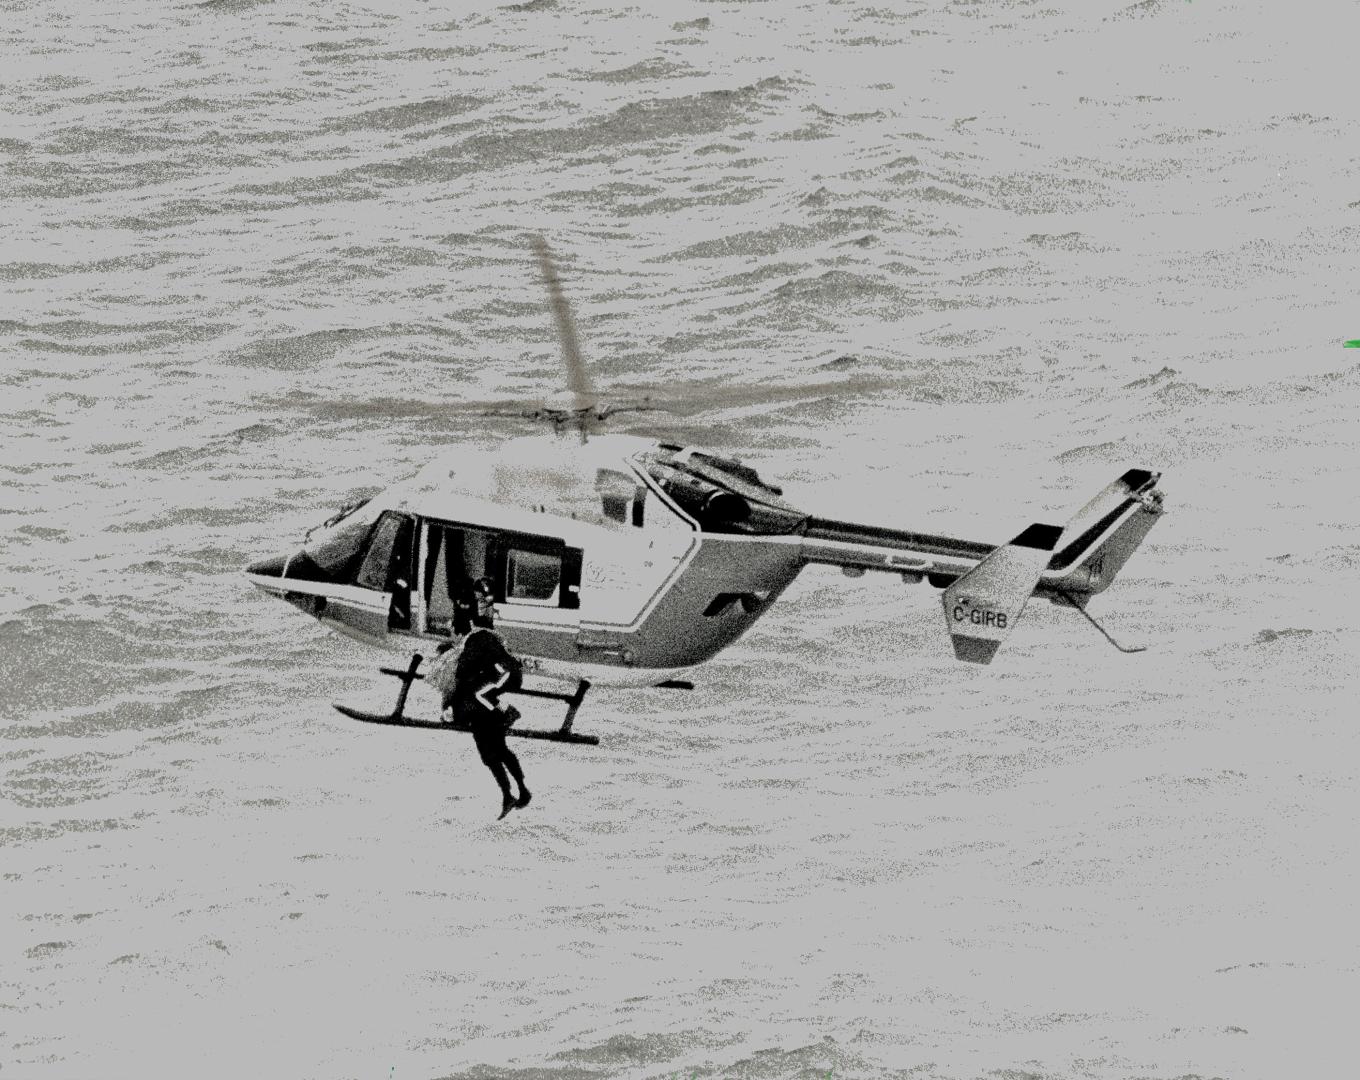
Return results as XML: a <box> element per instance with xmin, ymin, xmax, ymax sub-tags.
<box><xmin>375</xmin><ymin>654</ymin><xmax>425</xmax><ymax>721</ymax></box>
<box><xmin>510</xmin><ymin>679</ymin><xmax>592</xmax><ymax>734</ymax></box>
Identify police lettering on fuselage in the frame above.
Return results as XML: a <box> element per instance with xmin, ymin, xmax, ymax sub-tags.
<box><xmin>952</xmin><ymin>605</ymin><xmax>1008</xmax><ymax>629</ymax></box>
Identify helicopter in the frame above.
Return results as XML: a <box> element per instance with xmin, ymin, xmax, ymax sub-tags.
<box><xmin>245</xmin><ymin>238</ymin><xmax>1167</xmax><ymax>746</ymax></box>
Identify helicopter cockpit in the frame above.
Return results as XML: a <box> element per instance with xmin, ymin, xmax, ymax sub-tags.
<box><xmin>250</xmin><ymin>492</ymin><xmax>411</xmax><ymax>598</ymax></box>
<box><xmin>307</xmin><ymin>501</ymin><xmax>411</xmax><ymax>589</ymax></box>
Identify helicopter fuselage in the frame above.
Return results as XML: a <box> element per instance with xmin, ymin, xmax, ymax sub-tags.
<box><xmin>245</xmin><ymin>435</ymin><xmax>1164</xmax><ymax>688</ymax></box>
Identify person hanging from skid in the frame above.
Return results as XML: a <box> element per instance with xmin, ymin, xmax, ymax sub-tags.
<box><xmin>431</xmin><ymin>576</ymin><xmax>531</xmax><ymax>819</ymax></box>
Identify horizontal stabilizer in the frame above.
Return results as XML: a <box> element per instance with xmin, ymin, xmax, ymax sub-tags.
<box><xmin>942</xmin><ymin>522</ymin><xmax>1063</xmax><ymax>664</ymax></box>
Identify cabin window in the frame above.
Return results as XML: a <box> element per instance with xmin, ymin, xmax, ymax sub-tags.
<box><xmin>505</xmin><ymin>547</ymin><xmax>561</xmax><ymax>604</ymax></box>
<box><xmin>490</xmin><ymin>533</ymin><xmax>582</xmax><ymax>610</ymax></box>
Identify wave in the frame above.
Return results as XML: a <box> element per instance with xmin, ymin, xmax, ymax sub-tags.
<box><xmin>272</xmin><ymin>75</ymin><xmax>800</xmax><ymax>200</ymax></box>
<box><xmin>1054</xmin><ymin>439</ymin><xmax>1123</xmax><ymax>465</ymax></box>
<box><xmin>195</xmin><ymin>0</ymin><xmax>273</xmax><ymax>10</ymax></box>
<box><xmin>224</xmin><ymin>327</ymin><xmax>376</xmax><ymax>371</ymax></box>
<box><xmin>1108</xmin><ymin>0</ymin><xmax>1172</xmax><ymax>20</ymax></box>
<box><xmin>582</xmin><ymin>58</ymin><xmax>694</xmax><ymax>85</ymax></box>
<box><xmin>322</xmin><ymin>93</ymin><xmax>485</xmax><ymax>135</ymax></box>
<box><xmin>131</xmin><ymin>421</ymin><xmax>282</xmax><ymax>469</ymax></box>
<box><xmin>772</xmin><ymin>269</ymin><xmax>907</xmax><ymax>307</ymax></box>
<box><xmin>1253</xmin><ymin>627</ymin><xmax>1315</xmax><ymax>645</ymax></box>
<box><xmin>1025</xmin><ymin>231</ymin><xmax>1103</xmax><ymax>252</ymax></box>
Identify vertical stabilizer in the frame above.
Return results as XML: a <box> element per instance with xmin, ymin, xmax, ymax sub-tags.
<box><xmin>1046</xmin><ymin>469</ymin><xmax>1165</xmax><ymax>598</ymax></box>
<box><xmin>942</xmin><ymin>523</ymin><xmax>1063</xmax><ymax>664</ymax></box>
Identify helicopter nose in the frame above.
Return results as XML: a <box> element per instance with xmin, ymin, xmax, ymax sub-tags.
<box><xmin>244</xmin><ymin>549</ymin><xmax>305</xmax><ymax>597</ymax></box>
<box><xmin>246</xmin><ymin>552</ymin><xmax>290</xmax><ymax>578</ymax></box>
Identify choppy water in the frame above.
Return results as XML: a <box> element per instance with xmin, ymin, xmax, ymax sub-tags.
<box><xmin>4</xmin><ymin>1</ymin><xmax>1360</xmax><ymax>1077</ymax></box>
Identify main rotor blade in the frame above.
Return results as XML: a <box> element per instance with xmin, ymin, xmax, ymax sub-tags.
<box><xmin>259</xmin><ymin>393</ymin><xmax>536</xmax><ymax>423</ymax></box>
<box><xmin>531</xmin><ymin>236</ymin><xmax>593</xmax><ymax>442</ymax></box>
<box><xmin>601</xmin><ymin>375</ymin><xmax>895</xmax><ymax>417</ymax></box>
<box><xmin>260</xmin><ymin>374</ymin><xmax>894</xmax><ymax>428</ymax></box>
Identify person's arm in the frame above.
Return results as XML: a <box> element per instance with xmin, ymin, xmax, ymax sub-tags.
<box><xmin>492</xmin><ymin>636</ymin><xmax>524</xmax><ymax>695</ymax></box>
<box><xmin>474</xmin><ymin>663</ymin><xmax>514</xmax><ymax>713</ymax></box>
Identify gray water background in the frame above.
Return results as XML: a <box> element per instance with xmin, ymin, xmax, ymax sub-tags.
<box><xmin>3</xmin><ymin>1</ymin><xmax>1359</xmax><ymax>1077</ymax></box>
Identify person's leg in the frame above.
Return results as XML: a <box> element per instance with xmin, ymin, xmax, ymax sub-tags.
<box><xmin>485</xmin><ymin>727</ymin><xmax>530</xmax><ymax>809</ymax></box>
<box><xmin>472</xmin><ymin>725</ymin><xmax>516</xmax><ymax>817</ymax></box>
<box><xmin>501</xmin><ymin>746</ymin><xmax>530</xmax><ymax>807</ymax></box>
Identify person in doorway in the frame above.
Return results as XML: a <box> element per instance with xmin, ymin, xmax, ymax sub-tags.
<box><xmin>452</xmin><ymin>578</ymin><xmax>531</xmax><ymax>819</ymax></box>
<box><xmin>450</xmin><ymin>573</ymin><xmax>478</xmax><ymax>638</ymax></box>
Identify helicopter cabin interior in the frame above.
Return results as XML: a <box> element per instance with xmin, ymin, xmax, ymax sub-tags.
<box><xmin>342</xmin><ymin>511</ymin><xmax>586</xmax><ymax>639</ymax></box>
<box><xmin>420</xmin><ymin>519</ymin><xmax>583</xmax><ymax>635</ymax></box>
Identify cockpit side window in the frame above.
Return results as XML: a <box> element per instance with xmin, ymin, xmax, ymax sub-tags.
<box><xmin>355</xmin><ymin>512</ymin><xmax>414</xmax><ymax>593</ymax></box>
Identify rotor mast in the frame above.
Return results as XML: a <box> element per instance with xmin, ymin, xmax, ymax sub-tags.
<box><xmin>532</xmin><ymin>236</ymin><xmax>596</xmax><ymax>444</ymax></box>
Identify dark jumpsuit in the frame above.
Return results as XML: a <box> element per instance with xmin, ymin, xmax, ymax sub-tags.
<box><xmin>452</xmin><ymin>628</ymin><xmax>526</xmax><ymax>802</ymax></box>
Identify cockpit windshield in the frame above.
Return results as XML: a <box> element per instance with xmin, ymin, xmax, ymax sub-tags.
<box><xmin>305</xmin><ymin>495</ymin><xmax>373</xmax><ymax>541</ymax></box>
<box><xmin>303</xmin><ymin>499</ymin><xmax>382</xmax><ymax>577</ymax></box>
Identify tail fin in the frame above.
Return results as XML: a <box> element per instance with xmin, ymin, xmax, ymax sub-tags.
<box><xmin>1043</xmin><ymin>469</ymin><xmax>1165</xmax><ymax>600</ymax></box>
<box><xmin>942</xmin><ymin>523</ymin><xmax>1063</xmax><ymax>664</ymax></box>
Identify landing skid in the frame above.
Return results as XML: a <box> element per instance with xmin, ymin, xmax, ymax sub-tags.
<box><xmin>332</xmin><ymin>654</ymin><xmax>600</xmax><ymax>747</ymax></box>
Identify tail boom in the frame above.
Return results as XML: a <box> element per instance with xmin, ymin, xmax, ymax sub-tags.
<box><xmin>799</xmin><ymin>469</ymin><xmax>1163</xmax><ymax>598</ymax></box>
<box><xmin>798</xmin><ymin>469</ymin><xmax>1166</xmax><ymax>661</ymax></box>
